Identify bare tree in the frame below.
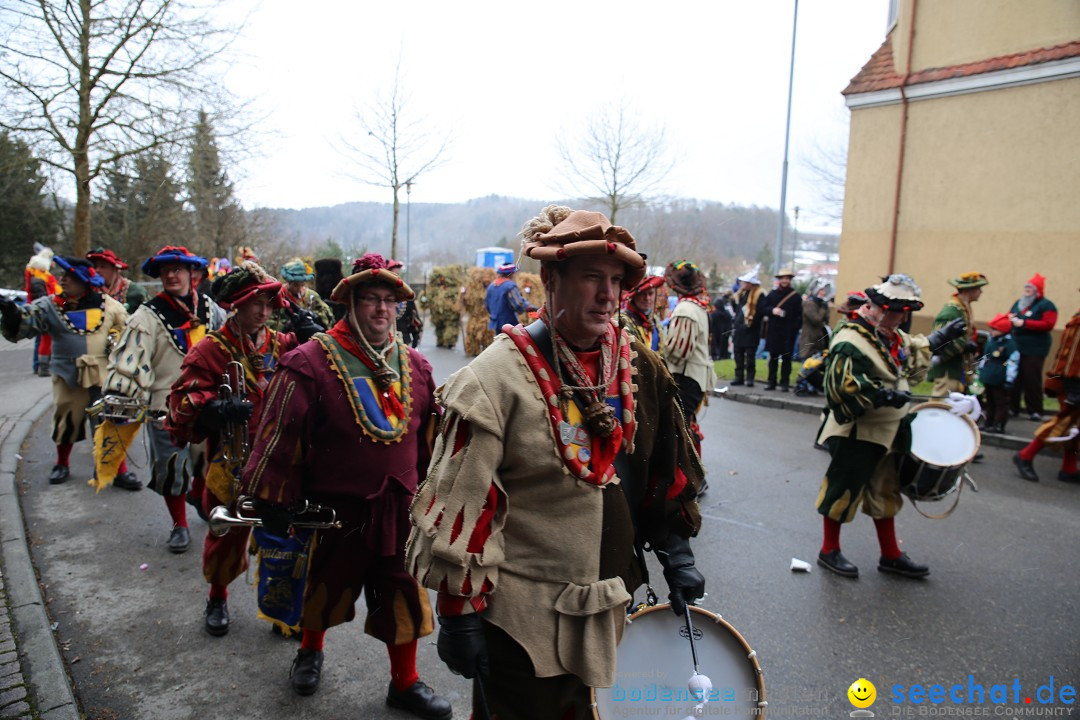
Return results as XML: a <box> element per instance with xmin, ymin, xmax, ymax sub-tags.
<box><xmin>339</xmin><ymin>59</ymin><xmax>450</xmax><ymax>262</ymax></box>
<box><xmin>556</xmin><ymin>100</ymin><xmax>674</xmax><ymax>224</ymax></box>
<box><xmin>0</xmin><ymin>0</ymin><xmax>239</xmax><ymax>255</ymax></box>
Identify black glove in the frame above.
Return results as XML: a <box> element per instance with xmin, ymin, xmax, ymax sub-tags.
<box><xmin>251</xmin><ymin>497</ymin><xmax>292</xmax><ymax>537</ymax></box>
<box><xmin>202</xmin><ymin>397</ymin><xmax>254</xmax><ymax>431</ymax></box>
<box><xmin>437</xmin><ymin>613</ymin><xmax>489</xmax><ymax>679</ymax></box>
<box><xmin>873</xmin><ymin>388</ymin><xmax>912</xmax><ymax>409</ymax></box>
<box><xmin>927</xmin><ymin>317</ymin><xmax>967</xmax><ymax>353</ymax></box>
<box><xmin>0</xmin><ymin>296</ymin><xmax>18</xmax><ymax>325</ymax></box>
<box><xmin>656</xmin><ymin>535</ymin><xmax>706</xmax><ymax>617</ymax></box>
<box><xmin>964</xmin><ymin>341</ymin><xmax>980</xmax><ymax>354</ymax></box>
<box><xmin>285</xmin><ymin>305</ymin><xmax>324</xmax><ymax>343</ymax></box>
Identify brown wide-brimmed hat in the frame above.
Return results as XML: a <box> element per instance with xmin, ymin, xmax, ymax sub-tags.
<box><xmin>330</xmin><ymin>253</ymin><xmax>414</xmax><ymax>304</ymax></box>
<box><xmin>519</xmin><ymin>206</ymin><xmax>646</xmax><ymax>289</ymax></box>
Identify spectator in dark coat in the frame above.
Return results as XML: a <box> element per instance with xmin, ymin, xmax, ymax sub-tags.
<box><xmin>760</xmin><ymin>269</ymin><xmax>803</xmax><ymax>391</ymax></box>
<box><xmin>800</xmin><ymin>285</ymin><xmax>831</xmax><ymax>360</ymax></box>
<box><xmin>730</xmin><ymin>268</ymin><xmax>764</xmax><ymax>386</ymax></box>
<box><xmin>710</xmin><ymin>293</ymin><xmax>732</xmax><ymax>360</ymax></box>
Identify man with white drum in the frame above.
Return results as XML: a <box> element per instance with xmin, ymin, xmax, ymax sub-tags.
<box><xmin>407</xmin><ymin>206</ymin><xmax>706</xmax><ymax>719</ymax></box>
<box><xmin>815</xmin><ymin>275</ymin><xmax>968</xmax><ymax>579</ymax></box>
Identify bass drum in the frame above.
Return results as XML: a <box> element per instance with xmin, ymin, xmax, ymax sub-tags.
<box><xmin>592</xmin><ymin>604</ymin><xmax>766</xmax><ymax>719</ymax></box>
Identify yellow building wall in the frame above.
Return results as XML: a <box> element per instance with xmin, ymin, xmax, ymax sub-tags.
<box><xmin>835</xmin><ymin>104</ymin><xmax>902</xmax><ymax>297</ymax></box>
<box><xmin>892</xmin><ymin>0</ymin><xmax>1079</xmax><ymax>74</ymax></box>
<box><xmin>840</xmin><ymin>77</ymin><xmax>1080</xmax><ymax>346</ymax></box>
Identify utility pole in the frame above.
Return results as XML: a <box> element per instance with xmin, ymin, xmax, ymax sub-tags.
<box><xmin>774</xmin><ymin>0</ymin><xmax>799</xmax><ymax>276</ymax></box>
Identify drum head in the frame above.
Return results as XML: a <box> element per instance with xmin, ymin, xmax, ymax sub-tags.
<box><xmin>592</xmin><ymin>605</ymin><xmax>765</xmax><ymax>718</ymax></box>
<box><xmin>908</xmin><ymin>403</ymin><xmax>979</xmax><ymax>466</ymax></box>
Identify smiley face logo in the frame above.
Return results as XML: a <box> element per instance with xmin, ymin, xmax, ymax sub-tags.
<box><xmin>848</xmin><ymin>678</ymin><xmax>877</xmax><ymax>709</ymax></box>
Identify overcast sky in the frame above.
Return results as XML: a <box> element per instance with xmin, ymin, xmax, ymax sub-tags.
<box><xmin>225</xmin><ymin>1</ymin><xmax>890</xmax><ymax>232</ymax></box>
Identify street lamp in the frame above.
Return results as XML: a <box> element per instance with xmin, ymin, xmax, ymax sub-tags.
<box><xmin>405</xmin><ymin>180</ymin><xmax>413</xmax><ymax>284</ymax></box>
<box><xmin>774</xmin><ymin>0</ymin><xmax>799</xmax><ymax>275</ymax></box>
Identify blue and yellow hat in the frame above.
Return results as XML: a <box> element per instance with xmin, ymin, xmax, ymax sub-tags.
<box><xmin>141</xmin><ymin>245</ymin><xmax>208</xmax><ymax>278</ymax></box>
<box><xmin>53</xmin><ymin>256</ymin><xmax>105</xmax><ymax>288</ymax></box>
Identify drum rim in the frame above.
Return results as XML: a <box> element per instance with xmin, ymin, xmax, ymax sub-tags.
<box><xmin>908</xmin><ymin>401</ymin><xmax>981</xmax><ymax>465</ymax></box>
<box><xmin>590</xmin><ymin>603</ymin><xmax>767</xmax><ymax>719</ymax></box>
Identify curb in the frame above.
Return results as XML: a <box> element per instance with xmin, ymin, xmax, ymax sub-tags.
<box><xmin>711</xmin><ymin>386</ymin><xmax>1030</xmax><ymax>451</ymax></box>
<box><xmin>0</xmin><ymin>390</ymin><xmax>80</xmax><ymax>720</ymax></box>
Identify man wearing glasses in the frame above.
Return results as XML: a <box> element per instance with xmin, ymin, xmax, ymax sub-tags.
<box><xmin>241</xmin><ymin>254</ymin><xmax>451</xmax><ymax>719</ymax></box>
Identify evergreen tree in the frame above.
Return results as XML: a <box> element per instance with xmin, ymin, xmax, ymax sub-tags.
<box><xmin>0</xmin><ymin>132</ymin><xmax>60</xmax><ymax>287</ymax></box>
<box><xmin>187</xmin><ymin>110</ymin><xmax>244</xmax><ymax>258</ymax></box>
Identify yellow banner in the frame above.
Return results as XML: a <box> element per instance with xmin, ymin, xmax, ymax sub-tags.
<box><xmin>91</xmin><ymin>420</ymin><xmax>142</xmax><ymax>492</ymax></box>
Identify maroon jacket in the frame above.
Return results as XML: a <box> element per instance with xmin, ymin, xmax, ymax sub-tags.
<box><xmin>241</xmin><ymin>339</ymin><xmax>438</xmax><ymax>508</ymax></box>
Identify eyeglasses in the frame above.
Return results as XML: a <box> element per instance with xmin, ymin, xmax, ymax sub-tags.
<box><xmin>355</xmin><ymin>294</ymin><xmax>398</xmax><ymax>308</ymax></box>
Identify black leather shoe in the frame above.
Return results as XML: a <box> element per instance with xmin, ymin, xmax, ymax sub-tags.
<box><xmin>729</xmin><ymin>379</ymin><xmax>744</xmax><ymax>386</ymax></box>
<box><xmin>982</xmin><ymin>425</ymin><xmax>1001</xmax><ymax>434</ymax></box>
<box><xmin>167</xmin><ymin>526</ymin><xmax>191</xmax><ymax>553</ymax></box>
<box><xmin>817</xmin><ymin>550</ymin><xmax>858</xmax><ymax>578</ymax></box>
<box><xmin>1058</xmin><ymin>470</ymin><xmax>1080</xmax><ymax>484</ymax></box>
<box><xmin>1013</xmin><ymin>453</ymin><xmax>1039</xmax><ymax>482</ymax></box>
<box><xmin>878</xmin><ymin>552</ymin><xmax>930</xmax><ymax>578</ymax></box>
<box><xmin>972</xmin><ymin>452</ymin><xmax>984</xmax><ymax>464</ymax></box>
<box><xmin>764</xmin><ymin>382</ymin><xmax>777</xmax><ymax>391</ymax></box>
<box><xmin>745</xmin><ymin>380</ymin><xmax>755</xmax><ymax>387</ymax></box>
<box><xmin>205</xmin><ymin>598</ymin><xmax>229</xmax><ymax>636</ymax></box>
<box><xmin>113</xmin><ymin>471</ymin><xmax>143</xmax><ymax>491</ymax></box>
<box><xmin>780</xmin><ymin>385</ymin><xmax>790</xmax><ymax>392</ymax></box>
<box><xmin>48</xmin><ymin>465</ymin><xmax>70</xmax><ymax>485</ymax></box>
<box><xmin>386</xmin><ymin>680</ymin><xmax>453</xmax><ymax>720</ymax></box>
<box><xmin>290</xmin><ymin>649</ymin><xmax>324</xmax><ymax>696</ymax></box>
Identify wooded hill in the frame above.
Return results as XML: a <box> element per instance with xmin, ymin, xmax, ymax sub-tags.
<box><xmin>259</xmin><ymin>195</ymin><xmax>838</xmax><ymax>281</ymax></box>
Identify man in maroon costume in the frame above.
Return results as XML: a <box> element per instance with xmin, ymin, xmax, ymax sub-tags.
<box><xmin>241</xmin><ymin>254</ymin><xmax>451</xmax><ymax>720</ymax></box>
<box><xmin>167</xmin><ymin>262</ymin><xmax>301</xmax><ymax>637</ymax></box>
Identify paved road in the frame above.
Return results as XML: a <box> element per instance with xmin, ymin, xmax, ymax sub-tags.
<box><xmin>10</xmin><ymin>328</ymin><xmax>1080</xmax><ymax>719</ymax></box>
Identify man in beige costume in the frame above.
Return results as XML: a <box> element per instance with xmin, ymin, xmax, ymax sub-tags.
<box><xmin>408</xmin><ymin>206</ymin><xmax>706</xmax><ymax>719</ymax></box>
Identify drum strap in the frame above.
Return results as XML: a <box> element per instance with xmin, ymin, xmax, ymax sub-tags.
<box><xmin>911</xmin><ymin>471</ymin><xmax>975</xmax><ymax>520</ymax></box>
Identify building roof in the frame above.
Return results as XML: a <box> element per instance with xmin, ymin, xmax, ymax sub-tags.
<box><xmin>843</xmin><ymin>38</ymin><xmax>1080</xmax><ymax>95</ymax></box>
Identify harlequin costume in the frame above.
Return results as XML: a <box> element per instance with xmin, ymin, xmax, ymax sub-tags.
<box><xmin>166</xmin><ymin>262</ymin><xmax>297</xmax><ymax>636</ymax></box>
<box><xmin>408</xmin><ymin>207</ymin><xmax>705</xmax><ymax>720</ymax></box>
<box><xmin>663</xmin><ymin>260</ymin><xmax>716</xmax><ymax>454</ymax></box>
<box><xmin>621</xmin><ymin>274</ymin><xmax>666</xmax><ymax>353</ymax></box>
<box><xmin>1</xmin><ymin>257</ymin><xmax>130</xmax><ymax>485</ymax></box>
<box><xmin>1012</xmin><ymin>290</ymin><xmax>1080</xmax><ymax>484</ymax></box>
<box><xmin>241</xmin><ymin>253</ymin><xmax>451</xmax><ymax>718</ymax></box>
<box><xmin>928</xmin><ymin>272</ymin><xmax>988</xmax><ymax>397</ymax></box>
<box><xmin>815</xmin><ymin>274</ymin><xmax>934</xmax><ymax>580</ymax></box>
<box><xmin>86</xmin><ymin>247</ymin><xmax>147</xmax><ymax>314</ymax></box>
<box><xmin>99</xmin><ymin>246</ymin><xmax>225</xmax><ymax>552</ymax></box>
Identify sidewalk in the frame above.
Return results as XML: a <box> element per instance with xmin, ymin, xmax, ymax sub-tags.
<box><xmin>711</xmin><ymin>380</ymin><xmax>1040</xmax><ymax>452</ymax></box>
<box><xmin>0</xmin><ymin>341</ymin><xmax>79</xmax><ymax>720</ymax></box>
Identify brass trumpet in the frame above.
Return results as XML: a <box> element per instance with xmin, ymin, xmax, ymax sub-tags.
<box><xmin>87</xmin><ymin>394</ymin><xmax>148</xmax><ymax>423</ymax></box>
<box><xmin>219</xmin><ymin>360</ymin><xmax>250</xmax><ymax>467</ymax></box>
<box><xmin>207</xmin><ymin>495</ymin><xmax>342</xmax><ymax>538</ymax></box>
